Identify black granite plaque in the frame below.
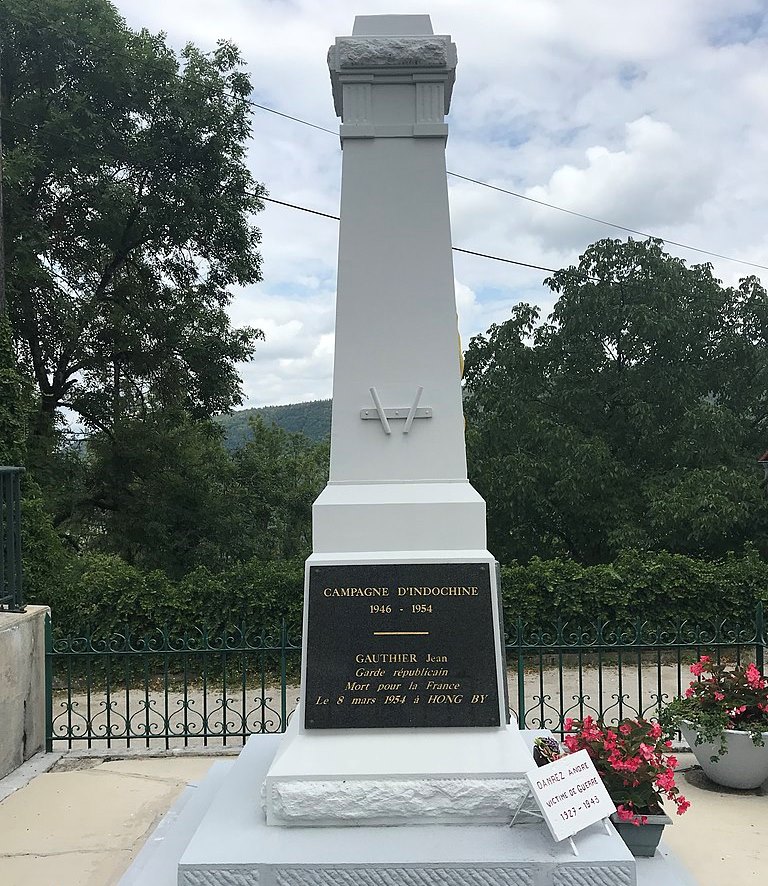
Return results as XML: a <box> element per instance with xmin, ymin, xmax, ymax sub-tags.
<box><xmin>303</xmin><ymin>562</ymin><xmax>501</xmax><ymax>729</ymax></box>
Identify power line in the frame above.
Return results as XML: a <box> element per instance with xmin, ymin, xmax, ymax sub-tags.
<box><xmin>247</xmin><ymin>102</ymin><xmax>336</xmax><ymax>137</ymax></box>
<box><xmin>261</xmin><ymin>196</ymin><xmax>594</xmax><ymax>278</ymax></box>
<box><xmin>251</xmin><ymin>104</ymin><xmax>768</xmax><ymax>273</ymax></box>
<box><xmin>5</xmin><ymin>15</ymin><xmax>768</xmax><ymax>274</ymax></box>
<box><xmin>445</xmin><ymin>173</ymin><xmax>768</xmax><ymax>272</ymax></box>
<box><xmin>261</xmin><ymin>196</ymin><xmax>338</xmax><ymax>220</ymax></box>
<box><xmin>1</xmin><ymin>115</ymin><xmax>557</xmax><ymax>277</ymax></box>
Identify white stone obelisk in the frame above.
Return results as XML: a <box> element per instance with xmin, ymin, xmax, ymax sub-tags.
<box><xmin>313</xmin><ymin>13</ymin><xmax>485</xmax><ymax>555</ymax></box>
<box><xmin>262</xmin><ymin>14</ymin><xmax>534</xmax><ymax>828</ymax></box>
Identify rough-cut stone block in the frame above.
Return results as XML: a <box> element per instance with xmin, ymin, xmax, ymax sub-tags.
<box><xmin>268</xmin><ymin>777</ymin><xmax>530</xmax><ymax>826</ymax></box>
<box><xmin>335</xmin><ymin>37</ymin><xmax>450</xmax><ymax>69</ymax></box>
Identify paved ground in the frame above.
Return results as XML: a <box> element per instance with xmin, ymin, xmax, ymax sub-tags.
<box><xmin>0</xmin><ymin>748</ymin><xmax>765</xmax><ymax>886</ymax></box>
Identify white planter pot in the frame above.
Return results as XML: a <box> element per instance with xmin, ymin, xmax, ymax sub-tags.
<box><xmin>680</xmin><ymin>722</ymin><xmax>768</xmax><ymax>790</ymax></box>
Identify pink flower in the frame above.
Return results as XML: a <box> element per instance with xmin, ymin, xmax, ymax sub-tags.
<box><xmin>714</xmin><ymin>691</ymin><xmax>725</xmax><ymax>701</ymax></box>
<box><xmin>746</xmin><ymin>664</ymin><xmax>766</xmax><ymax>690</ymax></box>
<box><xmin>564</xmin><ymin>734</ymin><xmax>579</xmax><ymax>752</ymax></box>
<box><xmin>615</xmin><ymin>805</ymin><xmax>635</xmax><ymax>822</ymax></box>
<box><xmin>639</xmin><ymin>743</ymin><xmax>655</xmax><ymax>761</ymax></box>
<box><xmin>684</xmin><ymin>687</ymin><xmax>694</xmax><ymax>698</ymax></box>
<box><xmin>619</xmin><ymin>723</ymin><xmax>632</xmax><ymax>736</ymax></box>
<box><xmin>655</xmin><ymin>769</ymin><xmax>676</xmax><ymax>792</ymax></box>
<box><xmin>675</xmin><ymin>797</ymin><xmax>690</xmax><ymax>815</ymax></box>
<box><xmin>564</xmin><ymin>717</ymin><xmax>574</xmax><ymax>732</ymax></box>
<box><xmin>649</xmin><ymin>722</ymin><xmax>662</xmax><ymax>739</ymax></box>
<box><xmin>690</xmin><ymin>662</ymin><xmax>704</xmax><ymax>677</ymax></box>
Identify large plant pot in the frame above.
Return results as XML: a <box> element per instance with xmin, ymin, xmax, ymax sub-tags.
<box><xmin>680</xmin><ymin>722</ymin><xmax>768</xmax><ymax>789</ymax></box>
<box><xmin>609</xmin><ymin>811</ymin><xmax>671</xmax><ymax>857</ymax></box>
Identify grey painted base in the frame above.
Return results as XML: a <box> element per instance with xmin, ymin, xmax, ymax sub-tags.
<box><xmin>116</xmin><ymin>735</ymin><xmax>698</xmax><ymax>886</ymax></box>
<box><xmin>177</xmin><ymin>736</ymin><xmax>640</xmax><ymax>886</ymax></box>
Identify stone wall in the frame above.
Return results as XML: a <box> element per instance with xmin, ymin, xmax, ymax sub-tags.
<box><xmin>0</xmin><ymin>606</ymin><xmax>48</xmax><ymax>779</ymax></box>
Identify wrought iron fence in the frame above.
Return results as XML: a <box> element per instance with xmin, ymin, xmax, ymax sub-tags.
<box><xmin>0</xmin><ymin>467</ymin><xmax>24</xmax><ymax>612</ymax></box>
<box><xmin>45</xmin><ymin>618</ymin><xmax>302</xmax><ymax>750</ymax></box>
<box><xmin>46</xmin><ymin>605</ymin><xmax>767</xmax><ymax>749</ymax></box>
<box><xmin>509</xmin><ymin>605</ymin><xmax>766</xmax><ymax>735</ymax></box>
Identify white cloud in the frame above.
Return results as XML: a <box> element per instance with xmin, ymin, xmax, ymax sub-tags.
<box><xmin>110</xmin><ymin>0</ymin><xmax>768</xmax><ymax>406</ymax></box>
<box><xmin>525</xmin><ymin>116</ymin><xmax>716</xmax><ymax>248</ymax></box>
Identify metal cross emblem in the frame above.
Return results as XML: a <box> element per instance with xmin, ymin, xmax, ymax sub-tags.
<box><xmin>360</xmin><ymin>386</ymin><xmax>432</xmax><ymax>435</ymax></box>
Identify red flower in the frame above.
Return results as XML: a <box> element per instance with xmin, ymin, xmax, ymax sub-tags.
<box><xmin>746</xmin><ymin>664</ymin><xmax>766</xmax><ymax>691</ymax></box>
<box><xmin>564</xmin><ymin>734</ymin><xmax>580</xmax><ymax>752</ymax></box>
<box><xmin>655</xmin><ymin>769</ymin><xmax>676</xmax><ymax>792</ymax></box>
<box><xmin>565</xmin><ymin>716</ymin><xmax>688</xmax><ymax>820</ymax></box>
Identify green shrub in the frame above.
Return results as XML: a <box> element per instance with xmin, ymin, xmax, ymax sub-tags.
<box><xmin>48</xmin><ymin>553</ymin><xmax>304</xmax><ymax>638</ymax></box>
<box><xmin>500</xmin><ymin>548</ymin><xmax>768</xmax><ymax>628</ymax></box>
<box><xmin>45</xmin><ymin>548</ymin><xmax>767</xmax><ymax>639</ymax></box>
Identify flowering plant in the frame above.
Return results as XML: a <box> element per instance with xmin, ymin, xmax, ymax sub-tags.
<box><xmin>563</xmin><ymin>715</ymin><xmax>689</xmax><ymax>825</ymax></box>
<box><xmin>660</xmin><ymin>657</ymin><xmax>768</xmax><ymax>760</ymax></box>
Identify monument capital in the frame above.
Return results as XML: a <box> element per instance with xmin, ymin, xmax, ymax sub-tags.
<box><xmin>328</xmin><ymin>14</ymin><xmax>457</xmax><ymax>135</ymax></box>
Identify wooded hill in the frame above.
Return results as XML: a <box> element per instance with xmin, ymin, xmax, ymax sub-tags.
<box><xmin>216</xmin><ymin>400</ymin><xmax>331</xmax><ymax>449</ymax></box>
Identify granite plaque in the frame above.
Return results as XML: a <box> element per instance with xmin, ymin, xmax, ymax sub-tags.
<box><xmin>303</xmin><ymin>562</ymin><xmax>502</xmax><ymax>729</ymax></box>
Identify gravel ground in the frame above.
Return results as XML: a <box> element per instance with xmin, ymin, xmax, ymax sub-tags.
<box><xmin>49</xmin><ymin>661</ymin><xmax>693</xmax><ymax>750</ymax></box>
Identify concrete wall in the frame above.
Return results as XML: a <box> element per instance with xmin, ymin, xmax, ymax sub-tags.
<box><xmin>0</xmin><ymin>606</ymin><xmax>48</xmax><ymax>779</ymax></box>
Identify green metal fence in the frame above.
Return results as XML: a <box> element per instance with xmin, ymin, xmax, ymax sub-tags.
<box><xmin>0</xmin><ymin>467</ymin><xmax>24</xmax><ymax>612</ymax></box>
<box><xmin>46</xmin><ymin>605</ymin><xmax>767</xmax><ymax>749</ymax></box>
<box><xmin>46</xmin><ymin>619</ymin><xmax>301</xmax><ymax>750</ymax></box>
<box><xmin>511</xmin><ymin>604</ymin><xmax>766</xmax><ymax>732</ymax></box>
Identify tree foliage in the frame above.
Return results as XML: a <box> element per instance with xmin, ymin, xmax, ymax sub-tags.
<box><xmin>0</xmin><ymin>0</ymin><xmax>284</xmax><ymax>587</ymax></box>
<box><xmin>1</xmin><ymin>0</ymin><xmax>265</xmax><ymax>445</ymax></box>
<box><xmin>464</xmin><ymin>238</ymin><xmax>768</xmax><ymax>564</ymax></box>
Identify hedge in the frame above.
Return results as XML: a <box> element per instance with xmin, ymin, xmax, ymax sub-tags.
<box><xmin>39</xmin><ymin>549</ymin><xmax>768</xmax><ymax>639</ymax></box>
<box><xmin>499</xmin><ymin>548</ymin><xmax>768</xmax><ymax>628</ymax></box>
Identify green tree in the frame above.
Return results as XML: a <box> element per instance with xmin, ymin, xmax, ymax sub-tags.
<box><xmin>1</xmin><ymin>0</ymin><xmax>264</xmax><ymax>448</ymax></box>
<box><xmin>231</xmin><ymin>416</ymin><xmax>329</xmax><ymax>561</ymax></box>
<box><xmin>464</xmin><ymin>238</ymin><xmax>768</xmax><ymax>563</ymax></box>
<box><xmin>82</xmin><ymin>412</ymin><xmax>240</xmax><ymax>578</ymax></box>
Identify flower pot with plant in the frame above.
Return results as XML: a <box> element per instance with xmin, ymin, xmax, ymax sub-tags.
<box><xmin>661</xmin><ymin>657</ymin><xmax>768</xmax><ymax>790</ymax></box>
<box><xmin>563</xmin><ymin>715</ymin><xmax>689</xmax><ymax>857</ymax></box>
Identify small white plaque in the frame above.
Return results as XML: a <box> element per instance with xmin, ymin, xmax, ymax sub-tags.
<box><xmin>525</xmin><ymin>749</ymin><xmax>616</xmax><ymax>842</ymax></box>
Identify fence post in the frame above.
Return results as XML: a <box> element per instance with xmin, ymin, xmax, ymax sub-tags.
<box><xmin>516</xmin><ymin>617</ymin><xmax>525</xmax><ymax>729</ymax></box>
<box><xmin>44</xmin><ymin>612</ymin><xmax>53</xmax><ymax>752</ymax></box>
<box><xmin>756</xmin><ymin>602</ymin><xmax>765</xmax><ymax>676</ymax></box>
<box><xmin>280</xmin><ymin>619</ymin><xmax>288</xmax><ymax>732</ymax></box>
<box><xmin>0</xmin><ymin>467</ymin><xmax>25</xmax><ymax>612</ymax></box>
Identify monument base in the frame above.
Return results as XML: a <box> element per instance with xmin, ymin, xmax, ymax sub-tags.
<box><xmin>177</xmin><ymin>734</ymin><xmax>639</xmax><ymax>886</ymax></box>
<box><xmin>263</xmin><ymin>712</ymin><xmax>534</xmax><ymax>826</ymax></box>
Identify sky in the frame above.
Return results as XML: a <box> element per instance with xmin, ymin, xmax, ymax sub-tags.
<box><xmin>112</xmin><ymin>0</ymin><xmax>768</xmax><ymax>409</ymax></box>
